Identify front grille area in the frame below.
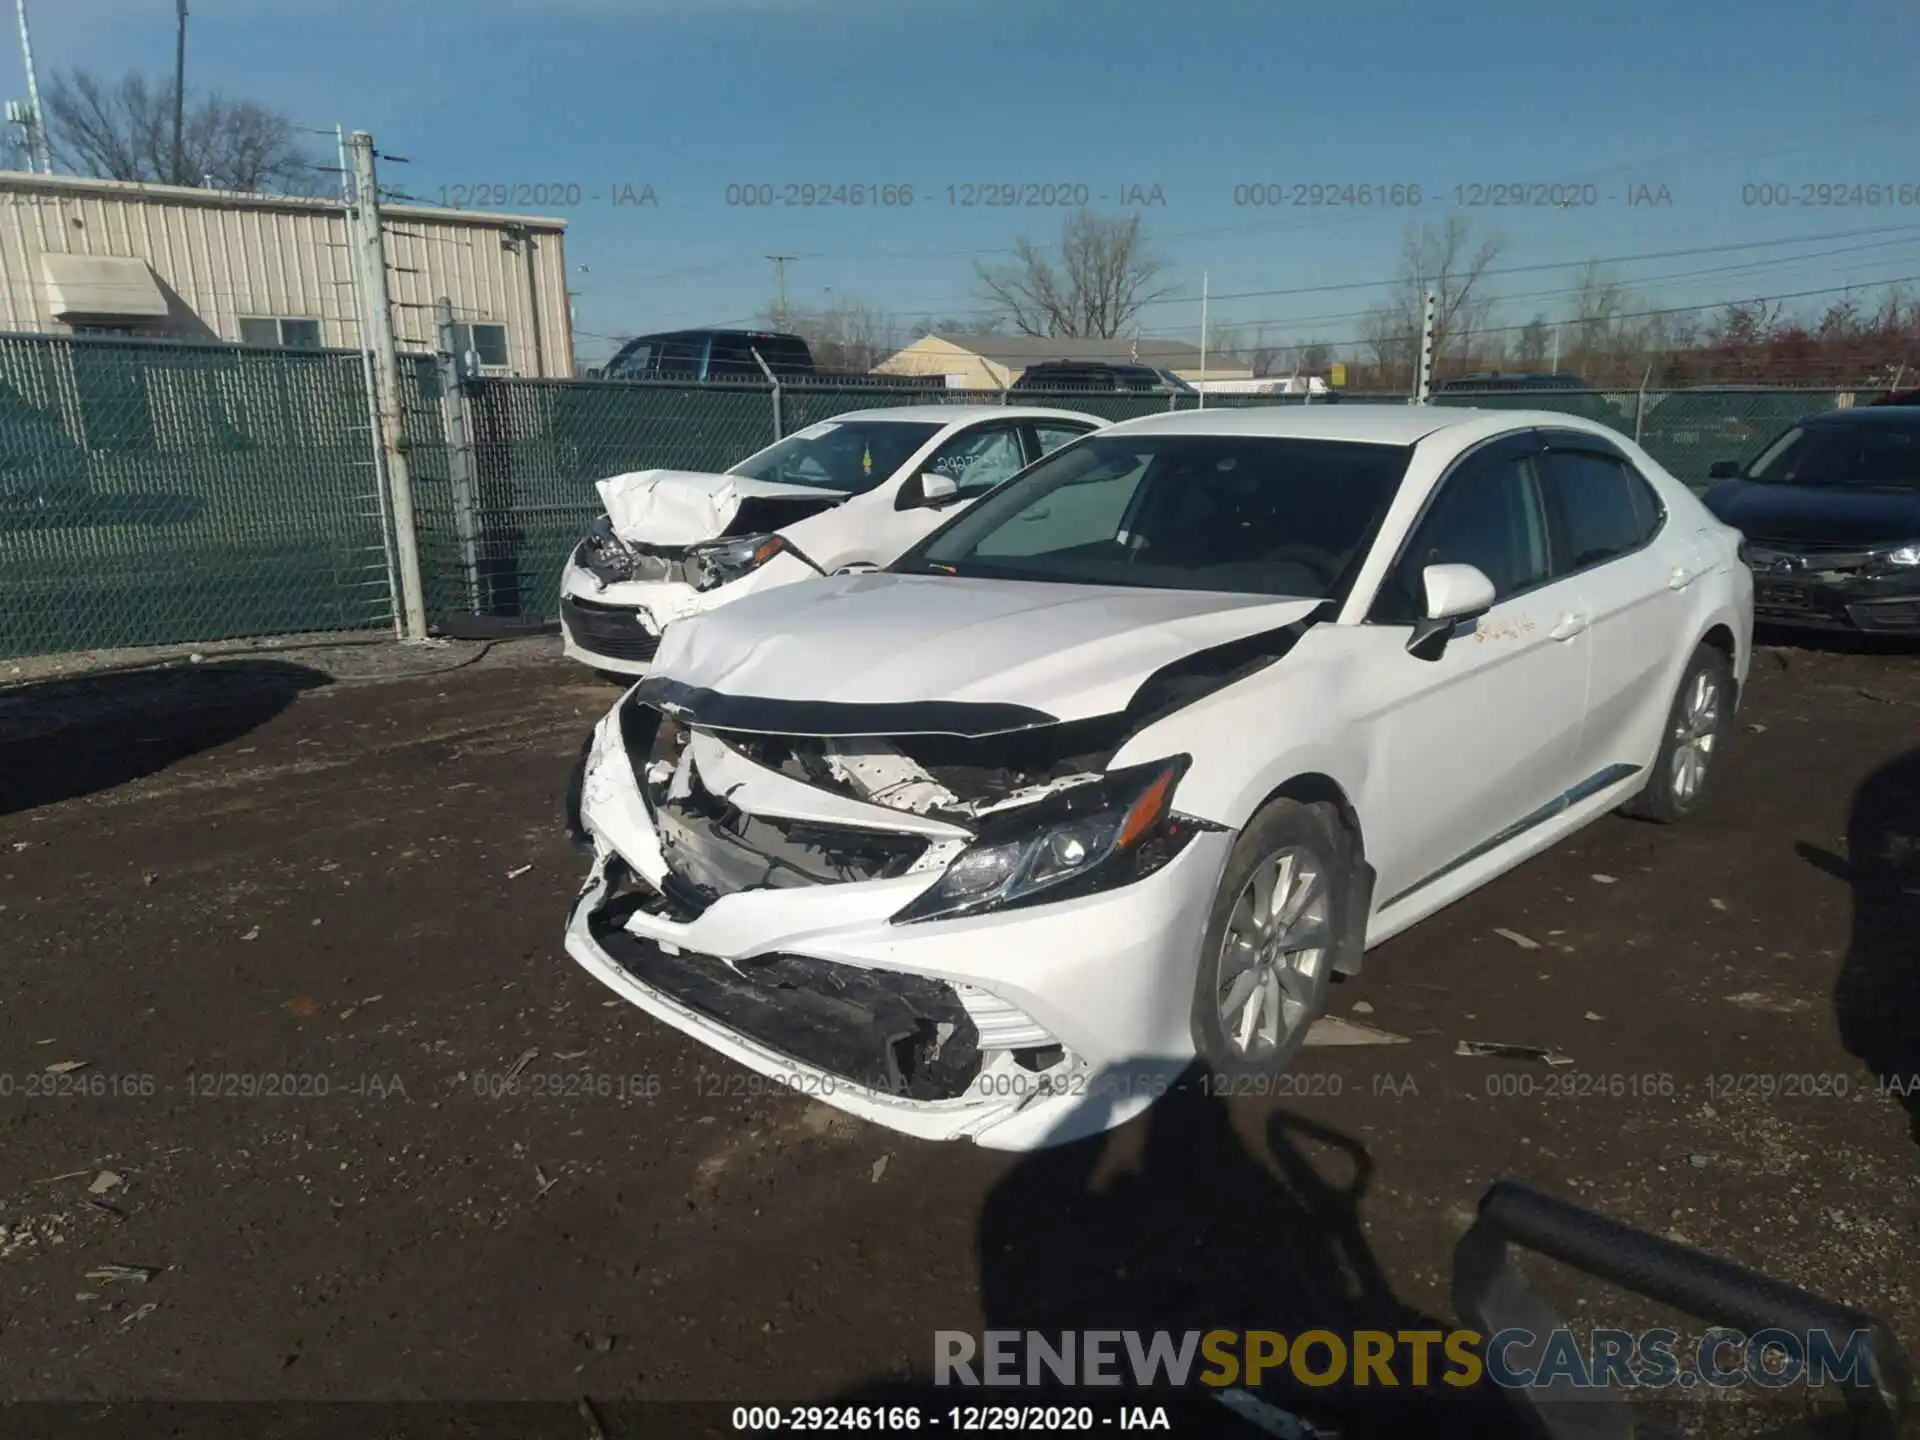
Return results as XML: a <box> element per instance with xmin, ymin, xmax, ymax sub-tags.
<box><xmin>1848</xmin><ymin>598</ymin><xmax>1920</xmax><ymax>632</ymax></box>
<box><xmin>587</xmin><ymin>866</ymin><xmax>981</xmax><ymax>1099</ymax></box>
<box><xmin>561</xmin><ymin>593</ymin><xmax>660</xmax><ymax>663</ymax></box>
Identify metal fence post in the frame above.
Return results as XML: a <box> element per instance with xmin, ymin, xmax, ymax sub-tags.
<box><xmin>351</xmin><ymin>131</ymin><xmax>430</xmax><ymax>640</ymax></box>
<box><xmin>436</xmin><ymin>296</ymin><xmax>484</xmax><ymax>616</ymax></box>
<box><xmin>1412</xmin><ymin>291</ymin><xmax>1436</xmax><ymax>405</ymax></box>
<box><xmin>1634</xmin><ymin>362</ymin><xmax>1653</xmax><ymax>445</ymax></box>
<box><xmin>751</xmin><ymin>348</ymin><xmax>782</xmax><ymax>441</ymax></box>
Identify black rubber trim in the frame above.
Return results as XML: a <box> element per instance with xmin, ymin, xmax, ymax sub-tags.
<box><xmin>562</xmin><ymin>730</ymin><xmax>594</xmax><ymax>853</ymax></box>
<box><xmin>631</xmin><ymin>676</ymin><xmax>1058</xmax><ymax>738</ymax></box>
<box><xmin>584</xmin><ymin>870</ymin><xmax>983</xmax><ymax>1100</ymax></box>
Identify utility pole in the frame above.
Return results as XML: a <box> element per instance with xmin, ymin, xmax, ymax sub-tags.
<box><xmin>351</xmin><ymin>131</ymin><xmax>429</xmax><ymax>640</ymax></box>
<box><xmin>767</xmin><ymin>254</ymin><xmax>795</xmax><ymax>329</ymax></box>
<box><xmin>1549</xmin><ymin>324</ymin><xmax>1559</xmax><ymax>373</ymax></box>
<box><xmin>1413</xmin><ymin>289</ymin><xmax>1437</xmax><ymax>404</ymax></box>
<box><xmin>336</xmin><ymin>124</ymin><xmax>403</xmax><ymax>637</ymax></box>
<box><xmin>15</xmin><ymin>0</ymin><xmax>50</xmax><ymax>173</ymax></box>
<box><xmin>1197</xmin><ymin>271</ymin><xmax>1209</xmax><ymax>411</ymax></box>
<box><xmin>171</xmin><ymin>0</ymin><xmax>188</xmax><ymax>185</ymax></box>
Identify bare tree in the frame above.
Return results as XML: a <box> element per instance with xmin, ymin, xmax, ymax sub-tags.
<box><xmin>913</xmin><ymin>314</ymin><xmax>1002</xmax><ymax>339</ymax></box>
<box><xmin>1515</xmin><ymin>315</ymin><xmax>1551</xmax><ymax>369</ymax></box>
<box><xmin>1360</xmin><ymin>217</ymin><xmax>1504</xmax><ymax>379</ymax></box>
<box><xmin>764</xmin><ymin>294</ymin><xmax>899</xmax><ymax>372</ymax></box>
<box><xmin>973</xmin><ymin>209</ymin><xmax>1176</xmax><ymax>338</ymax></box>
<box><xmin>44</xmin><ymin>69</ymin><xmax>321</xmax><ymax>193</ymax></box>
<box><xmin>1207</xmin><ymin>324</ymin><xmax>1246</xmax><ymax>372</ymax></box>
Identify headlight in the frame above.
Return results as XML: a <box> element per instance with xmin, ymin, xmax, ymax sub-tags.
<box><xmin>577</xmin><ymin>514</ymin><xmax>639</xmax><ymax>582</ymax></box>
<box><xmin>891</xmin><ymin>757</ymin><xmax>1205</xmax><ymax>924</ymax></box>
<box><xmin>686</xmin><ymin>533</ymin><xmax>788</xmax><ymax>591</ymax></box>
<box><xmin>1882</xmin><ymin>543</ymin><xmax>1920</xmax><ymax>568</ymax></box>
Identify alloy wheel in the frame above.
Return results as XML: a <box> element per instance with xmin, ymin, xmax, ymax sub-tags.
<box><xmin>1670</xmin><ymin>668</ymin><xmax>1722</xmax><ymax>805</ymax></box>
<box><xmin>1215</xmin><ymin>845</ymin><xmax>1331</xmax><ymax>1058</ymax></box>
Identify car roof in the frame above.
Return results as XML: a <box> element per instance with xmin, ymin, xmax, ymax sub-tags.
<box><xmin>1097</xmin><ymin>403</ymin><xmax>1610</xmax><ymax>445</ymax></box>
<box><xmin>794</xmin><ymin>405</ymin><xmax>1106</xmax><ymax>426</ymax></box>
<box><xmin>1799</xmin><ymin>406</ymin><xmax>1920</xmax><ymax>428</ymax></box>
<box><xmin>626</xmin><ymin>328</ymin><xmax>805</xmax><ymax>342</ymax></box>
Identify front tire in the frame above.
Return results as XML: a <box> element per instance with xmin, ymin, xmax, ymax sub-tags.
<box><xmin>1189</xmin><ymin>799</ymin><xmax>1350</xmax><ymax>1080</ymax></box>
<box><xmin>1621</xmin><ymin>642</ymin><xmax>1733</xmax><ymax>823</ymax></box>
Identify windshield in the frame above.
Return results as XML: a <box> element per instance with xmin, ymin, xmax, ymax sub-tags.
<box><xmin>895</xmin><ymin>432</ymin><xmax>1410</xmax><ymax>598</ymax></box>
<box><xmin>1746</xmin><ymin>421</ymin><xmax>1920</xmax><ymax>489</ymax></box>
<box><xmin>727</xmin><ymin>419</ymin><xmax>943</xmax><ymax>494</ymax></box>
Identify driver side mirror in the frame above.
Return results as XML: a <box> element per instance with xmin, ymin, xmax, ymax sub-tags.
<box><xmin>1407</xmin><ymin>563</ymin><xmax>1495</xmax><ymax>661</ymax></box>
<box><xmin>1707</xmin><ymin>459</ymin><xmax>1741</xmax><ymax>479</ymax></box>
<box><xmin>918</xmin><ymin>473</ymin><xmax>961</xmax><ymax>506</ymax></box>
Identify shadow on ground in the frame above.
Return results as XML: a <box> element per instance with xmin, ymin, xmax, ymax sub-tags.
<box><xmin>1753</xmin><ymin>623</ymin><xmax>1920</xmax><ymax>659</ymax></box>
<box><xmin>0</xmin><ymin>658</ymin><xmax>330</xmax><ymax>815</ymax></box>
<box><xmin>1802</xmin><ymin>746</ymin><xmax>1920</xmax><ymax>1144</ymax></box>
<box><xmin>829</xmin><ymin>1078</ymin><xmax>1514</xmax><ymax>1437</ymax></box>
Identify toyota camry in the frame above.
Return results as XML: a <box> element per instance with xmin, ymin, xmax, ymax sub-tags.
<box><xmin>563</xmin><ymin>406</ymin><xmax>1753</xmax><ymax>1148</ymax></box>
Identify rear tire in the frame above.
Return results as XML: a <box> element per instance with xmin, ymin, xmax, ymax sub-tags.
<box><xmin>1621</xmin><ymin>643</ymin><xmax>1733</xmax><ymax>824</ymax></box>
<box><xmin>1189</xmin><ymin>799</ymin><xmax>1351</xmax><ymax>1080</ymax></box>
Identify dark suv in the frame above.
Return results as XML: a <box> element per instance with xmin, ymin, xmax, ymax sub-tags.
<box><xmin>600</xmin><ymin>330</ymin><xmax>816</xmax><ymax>382</ymax></box>
<box><xmin>1438</xmin><ymin>371</ymin><xmax>1594</xmax><ymax>393</ymax></box>
<box><xmin>1011</xmin><ymin>361</ymin><xmax>1195</xmax><ymax>394</ymax></box>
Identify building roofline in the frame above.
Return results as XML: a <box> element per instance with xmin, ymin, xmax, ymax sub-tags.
<box><xmin>0</xmin><ymin>170</ymin><xmax>567</xmax><ymax>231</ymax></box>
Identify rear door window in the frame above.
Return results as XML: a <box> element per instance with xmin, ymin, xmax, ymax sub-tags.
<box><xmin>1028</xmin><ymin>420</ymin><xmax>1096</xmax><ymax>457</ymax></box>
<box><xmin>1537</xmin><ymin>448</ymin><xmax>1663</xmax><ymax>573</ymax></box>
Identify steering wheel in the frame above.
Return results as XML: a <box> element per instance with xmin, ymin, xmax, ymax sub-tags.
<box><xmin>1257</xmin><ymin>543</ymin><xmax>1340</xmax><ymax>589</ymax></box>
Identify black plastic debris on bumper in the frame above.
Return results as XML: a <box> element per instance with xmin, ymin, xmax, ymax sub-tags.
<box><xmin>586</xmin><ymin>865</ymin><xmax>981</xmax><ymax>1100</ymax></box>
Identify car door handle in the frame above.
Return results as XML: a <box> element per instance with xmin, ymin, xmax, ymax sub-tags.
<box><xmin>1549</xmin><ymin>612</ymin><xmax>1589</xmax><ymax>641</ymax></box>
<box><xmin>1669</xmin><ymin>565</ymin><xmax>1702</xmax><ymax>590</ymax></box>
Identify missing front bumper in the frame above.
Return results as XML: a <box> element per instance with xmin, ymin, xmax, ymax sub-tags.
<box><xmin>584</xmin><ymin>860</ymin><xmax>983</xmax><ymax>1100</ymax></box>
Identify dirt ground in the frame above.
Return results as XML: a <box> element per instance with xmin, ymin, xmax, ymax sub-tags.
<box><xmin>1</xmin><ymin>631</ymin><xmax>1915</xmax><ymax>1437</ymax></box>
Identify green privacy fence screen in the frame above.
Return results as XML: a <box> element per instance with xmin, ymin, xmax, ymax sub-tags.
<box><xmin>0</xmin><ymin>331</ymin><xmax>1890</xmax><ymax>660</ymax></box>
<box><xmin>0</xmin><ymin>333</ymin><xmax>391</xmax><ymax>661</ymax></box>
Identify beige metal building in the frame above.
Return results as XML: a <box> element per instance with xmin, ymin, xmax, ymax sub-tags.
<box><xmin>875</xmin><ymin>331</ymin><xmax>1252</xmax><ymax>387</ymax></box>
<box><xmin>0</xmin><ymin>171</ymin><xmax>573</xmax><ymax>376</ymax></box>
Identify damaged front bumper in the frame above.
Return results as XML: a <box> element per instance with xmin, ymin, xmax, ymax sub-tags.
<box><xmin>563</xmin><ymin>702</ymin><xmax>1228</xmax><ymax>1149</ymax></box>
<box><xmin>558</xmin><ymin>550</ymin><xmax>814</xmax><ymax>676</ymax></box>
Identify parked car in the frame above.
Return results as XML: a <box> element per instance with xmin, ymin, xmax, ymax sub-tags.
<box><xmin>564</xmin><ymin>405</ymin><xmax>1752</xmax><ymax>1148</ymax></box>
<box><xmin>1703</xmin><ymin>406</ymin><xmax>1920</xmax><ymax>634</ymax></box>
<box><xmin>599</xmin><ymin>329</ymin><xmax>816</xmax><ymax>382</ymax></box>
<box><xmin>594</xmin><ymin>329</ymin><xmax>930</xmax><ymax>387</ymax></box>
<box><xmin>1438</xmin><ymin>371</ymin><xmax>1594</xmax><ymax>393</ymax></box>
<box><xmin>0</xmin><ymin>389</ymin><xmax>90</xmax><ymax>512</ymax></box>
<box><xmin>1011</xmin><ymin>361</ymin><xmax>1196</xmax><ymax>395</ymax></box>
<box><xmin>558</xmin><ymin>405</ymin><xmax>1105</xmax><ymax>673</ymax></box>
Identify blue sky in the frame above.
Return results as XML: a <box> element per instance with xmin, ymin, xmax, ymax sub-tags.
<box><xmin>26</xmin><ymin>0</ymin><xmax>1920</xmax><ymax>363</ymax></box>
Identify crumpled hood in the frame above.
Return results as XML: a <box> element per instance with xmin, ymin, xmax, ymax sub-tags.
<box><xmin>598</xmin><ymin>468</ymin><xmax>839</xmax><ymax>546</ymax></box>
<box><xmin>643</xmin><ymin>572</ymin><xmax>1324</xmax><ymax>730</ymax></box>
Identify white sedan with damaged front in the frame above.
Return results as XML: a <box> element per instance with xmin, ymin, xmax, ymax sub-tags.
<box><xmin>559</xmin><ymin>406</ymin><xmax>1103</xmax><ymax>674</ymax></box>
<box><xmin>564</xmin><ymin>406</ymin><xmax>1753</xmax><ymax>1149</ymax></box>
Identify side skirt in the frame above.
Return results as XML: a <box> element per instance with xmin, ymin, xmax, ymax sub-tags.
<box><xmin>1372</xmin><ymin>762</ymin><xmax>1644</xmax><ymax>921</ymax></box>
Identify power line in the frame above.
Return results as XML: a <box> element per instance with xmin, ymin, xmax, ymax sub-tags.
<box><xmin>606</xmin><ymin>221</ymin><xmax>1920</xmax><ymax>340</ymax></box>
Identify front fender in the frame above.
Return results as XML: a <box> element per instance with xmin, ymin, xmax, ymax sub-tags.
<box><xmin>1110</xmin><ymin>646</ymin><xmax>1379</xmax><ymax>840</ymax></box>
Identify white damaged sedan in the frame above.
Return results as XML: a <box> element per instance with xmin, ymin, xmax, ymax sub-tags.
<box><xmin>564</xmin><ymin>406</ymin><xmax>1753</xmax><ymax>1149</ymax></box>
<box><xmin>558</xmin><ymin>406</ymin><xmax>1103</xmax><ymax>674</ymax></box>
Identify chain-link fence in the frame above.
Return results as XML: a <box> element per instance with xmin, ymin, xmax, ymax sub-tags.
<box><xmin>0</xmin><ymin>334</ymin><xmax>391</xmax><ymax>662</ymax></box>
<box><xmin>0</xmin><ymin>334</ymin><xmax>1893</xmax><ymax>661</ymax></box>
<box><xmin>1427</xmin><ymin>384</ymin><xmax>1886</xmax><ymax>485</ymax></box>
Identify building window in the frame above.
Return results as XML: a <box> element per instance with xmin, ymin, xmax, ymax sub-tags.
<box><xmin>452</xmin><ymin>323</ymin><xmax>510</xmax><ymax>369</ymax></box>
<box><xmin>239</xmin><ymin>317</ymin><xmax>324</xmax><ymax>349</ymax></box>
